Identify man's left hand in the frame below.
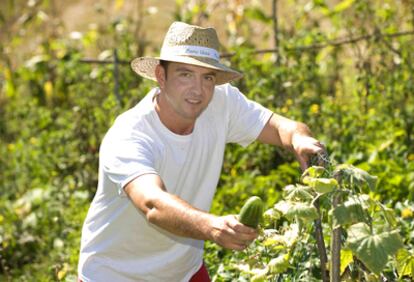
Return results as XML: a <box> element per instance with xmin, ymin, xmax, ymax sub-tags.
<box><xmin>291</xmin><ymin>134</ymin><xmax>326</xmax><ymax>171</ymax></box>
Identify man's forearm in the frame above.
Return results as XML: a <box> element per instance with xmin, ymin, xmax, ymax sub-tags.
<box><xmin>144</xmin><ymin>189</ymin><xmax>215</xmax><ymax>240</ymax></box>
<box><xmin>258</xmin><ymin>112</ymin><xmax>324</xmax><ymax>170</ymax></box>
<box><xmin>258</xmin><ymin>113</ymin><xmax>313</xmax><ymax>150</ymax></box>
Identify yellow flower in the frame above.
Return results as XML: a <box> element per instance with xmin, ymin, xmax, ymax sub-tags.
<box><xmin>310</xmin><ymin>104</ymin><xmax>319</xmax><ymax>114</ymax></box>
<box><xmin>408</xmin><ymin>154</ymin><xmax>414</xmax><ymax>161</ymax></box>
<box><xmin>401</xmin><ymin>208</ymin><xmax>413</xmax><ymax>219</ymax></box>
<box><xmin>30</xmin><ymin>137</ymin><xmax>37</xmax><ymax>145</ymax></box>
<box><xmin>281</xmin><ymin>106</ymin><xmax>288</xmax><ymax>113</ymax></box>
<box><xmin>43</xmin><ymin>81</ymin><xmax>53</xmax><ymax>99</ymax></box>
<box><xmin>286</xmin><ymin>99</ymin><xmax>293</xmax><ymax>106</ymax></box>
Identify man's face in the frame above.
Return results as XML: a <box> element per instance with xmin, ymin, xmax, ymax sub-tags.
<box><xmin>156</xmin><ymin>62</ymin><xmax>217</xmax><ymax>122</ymax></box>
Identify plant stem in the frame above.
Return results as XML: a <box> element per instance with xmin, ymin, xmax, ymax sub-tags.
<box><xmin>330</xmin><ymin>193</ymin><xmax>342</xmax><ymax>282</ymax></box>
<box><xmin>314</xmin><ymin>198</ymin><xmax>329</xmax><ymax>282</ymax></box>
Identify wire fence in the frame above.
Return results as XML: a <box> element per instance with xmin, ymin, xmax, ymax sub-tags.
<box><xmin>79</xmin><ymin>29</ymin><xmax>414</xmax><ymax>106</ymax></box>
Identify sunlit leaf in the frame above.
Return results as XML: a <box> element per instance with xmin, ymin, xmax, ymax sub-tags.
<box><xmin>4</xmin><ymin>68</ymin><xmax>16</xmax><ymax>97</ymax></box>
<box><xmin>347</xmin><ymin>223</ymin><xmax>404</xmax><ymax>274</ymax></box>
<box><xmin>250</xmin><ymin>267</ymin><xmax>269</xmax><ymax>282</ymax></box>
<box><xmin>333</xmin><ymin>0</ymin><xmax>355</xmax><ymax>13</ymax></box>
<box><xmin>98</xmin><ymin>49</ymin><xmax>113</xmax><ymax>60</ymax></box>
<box><xmin>57</xmin><ymin>263</ymin><xmax>68</xmax><ymax>280</ymax></box>
<box><xmin>302</xmin><ymin>166</ymin><xmax>326</xmax><ymax>178</ymax></box>
<box><xmin>284</xmin><ymin>184</ymin><xmax>314</xmax><ymax>201</ymax></box>
<box><xmin>396</xmin><ymin>248</ymin><xmax>414</xmax><ymax>278</ymax></box>
<box><xmin>263</xmin><ymin>208</ymin><xmax>281</xmax><ymax>225</ymax></box>
<box><xmin>24</xmin><ymin>54</ymin><xmax>49</xmax><ymax>68</ymax></box>
<box><xmin>302</xmin><ymin>176</ymin><xmax>338</xmax><ymax>194</ymax></box>
<box><xmin>262</xmin><ymin>234</ymin><xmax>285</xmax><ymax>247</ymax></box>
<box><xmin>268</xmin><ymin>253</ymin><xmax>290</xmax><ymax>274</ymax></box>
<box><xmin>273</xmin><ymin>201</ymin><xmax>291</xmax><ymax>214</ymax></box>
<box><xmin>340</xmin><ymin>248</ymin><xmax>354</xmax><ymax>274</ymax></box>
<box><xmin>274</xmin><ymin>201</ymin><xmax>319</xmax><ymax>221</ymax></box>
<box><xmin>334</xmin><ymin>164</ymin><xmax>377</xmax><ymax>192</ymax></box>
<box><xmin>283</xmin><ymin>223</ymin><xmax>300</xmax><ymax>247</ymax></box>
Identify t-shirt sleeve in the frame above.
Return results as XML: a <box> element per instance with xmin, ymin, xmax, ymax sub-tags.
<box><xmin>224</xmin><ymin>84</ymin><xmax>273</xmax><ymax>147</ymax></box>
<box><xmin>100</xmin><ymin>131</ymin><xmax>158</xmax><ymax>196</ymax></box>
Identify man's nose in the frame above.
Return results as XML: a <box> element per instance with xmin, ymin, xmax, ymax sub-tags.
<box><xmin>192</xmin><ymin>76</ymin><xmax>203</xmax><ymax>95</ymax></box>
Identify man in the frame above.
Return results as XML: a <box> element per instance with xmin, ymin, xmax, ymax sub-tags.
<box><xmin>78</xmin><ymin>21</ymin><xmax>325</xmax><ymax>282</ymax></box>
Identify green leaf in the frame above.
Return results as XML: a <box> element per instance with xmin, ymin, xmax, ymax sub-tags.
<box><xmin>250</xmin><ymin>267</ymin><xmax>269</xmax><ymax>282</ymax></box>
<box><xmin>245</xmin><ymin>7</ymin><xmax>272</xmax><ymax>24</ymax></box>
<box><xmin>263</xmin><ymin>208</ymin><xmax>281</xmax><ymax>225</ymax></box>
<box><xmin>274</xmin><ymin>201</ymin><xmax>319</xmax><ymax>221</ymax></box>
<box><xmin>333</xmin><ymin>0</ymin><xmax>355</xmax><ymax>13</ymax></box>
<box><xmin>262</xmin><ymin>224</ymin><xmax>300</xmax><ymax>248</ymax></box>
<box><xmin>302</xmin><ymin>176</ymin><xmax>338</xmax><ymax>194</ymax></box>
<box><xmin>262</xmin><ymin>235</ymin><xmax>285</xmax><ymax>247</ymax></box>
<box><xmin>284</xmin><ymin>184</ymin><xmax>314</xmax><ymax>201</ymax></box>
<box><xmin>396</xmin><ymin>248</ymin><xmax>414</xmax><ymax>278</ymax></box>
<box><xmin>268</xmin><ymin>253</ymin><xmax>290</xmax><ymax>274</ymax></box>
<box><xmin>334</xmin><ymin>164</ymin><xmax>378</xmax><ymax>191</ymax></box>
<box><xmin>340</xmin><ymin>248</ymin><xmax>354</xmax><ymax>275</ymax></box>
<box><xmin>379</xmin><ymin>204</ymin><xmax>398</xmax><ymax>227</ymax></box>
<box><xmin>302</xmin><ymin>166</ymin><xmax>326</xmax><ymax>178</ymax></box>
<box><xmin>347</xmin><ymin>223</ymin><xmax>404</xmax><ymax>274</ymax></box>
<box><xmin>330</xmin><ymin>198</ymin><xmax>366</xmax><ymax>227</ymax></box>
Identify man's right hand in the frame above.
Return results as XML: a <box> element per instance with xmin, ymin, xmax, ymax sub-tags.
<box><xmin>209</xmin><ymin>215</ymin><xmax>258</xmax><ymax>250</ymax></box>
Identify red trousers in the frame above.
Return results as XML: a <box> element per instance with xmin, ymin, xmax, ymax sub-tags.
<box><xmin>78</xmin><ymin>263</ymin><xmax>210</xmax><ymax>282</ymax></box>
<box><xmin>189</xmin><ymin>263</ymin><xmax>210</xmax><ymax>282</ymax></box>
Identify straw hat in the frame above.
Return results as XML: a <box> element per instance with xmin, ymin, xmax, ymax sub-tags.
<box><xmin>131</xmin><ymin>21</ymin><xmax>243</xmax><ymax>85</ymax></box>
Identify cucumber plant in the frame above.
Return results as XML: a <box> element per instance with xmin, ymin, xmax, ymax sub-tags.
<box><xmin>217</xmin><ymin>153</ymin><xmax>412</xmax><ymax>281</ymax></box>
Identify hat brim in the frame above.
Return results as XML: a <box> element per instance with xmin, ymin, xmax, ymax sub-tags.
<box><xmin>130</xmin><ymin>56</ymin><xmax>243</xmax><ymax>85</ymax></box>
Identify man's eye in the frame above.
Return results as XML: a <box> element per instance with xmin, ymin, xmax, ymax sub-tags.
<box><xmin>205</xmin><ymin>75</ymin><xmax>215</xmax><ymax>82</ymax></box>
<box><xmin>180</xmin><ymin>72</ymin><xmax>191</xmax><ymax>77</ymax></box>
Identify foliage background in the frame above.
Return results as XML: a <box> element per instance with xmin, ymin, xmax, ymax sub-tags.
<box><xmin>1</xmin><ymin>0</ymin><xmax>413</xmax><ymax>281</ymax></box>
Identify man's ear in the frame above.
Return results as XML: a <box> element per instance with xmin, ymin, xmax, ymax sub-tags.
<box><xmin>155</xmin><ymin>64</ymin><xmax>166</xmax><ymax>89</ymax></box>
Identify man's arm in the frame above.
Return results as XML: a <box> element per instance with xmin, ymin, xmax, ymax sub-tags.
<box><xmin>257</xmin><ymin>113</ymin><xmax>325</xmax><ymax>170</ymax></box>
<box><xmin>124</xmin><ymin>173</ymin><xmax>257</xmax><ymax>250</ymax></box>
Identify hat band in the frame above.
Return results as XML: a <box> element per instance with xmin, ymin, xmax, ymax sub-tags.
<box><xmin>160</xmin><ymin>45</ymin><xmax>220</xmax><ymax>61</ymax></box>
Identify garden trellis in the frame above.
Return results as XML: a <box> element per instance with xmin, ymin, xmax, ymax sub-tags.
<box><xmin>78</xmin><ymin>29</ymin><xmax>414</xmax><ymax>108</ymax></box>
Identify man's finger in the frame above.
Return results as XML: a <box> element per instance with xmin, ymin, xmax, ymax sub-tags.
<box><xmin>299</xmin><ymin>156</ymin><xmax>309</xmax><ymax>171</ymax></box>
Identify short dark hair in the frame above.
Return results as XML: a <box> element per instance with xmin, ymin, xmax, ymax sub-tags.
<box><xmin>159</xmin><ymin>60</ymin><xmax>170</xmax><ymax>78</ymax></box>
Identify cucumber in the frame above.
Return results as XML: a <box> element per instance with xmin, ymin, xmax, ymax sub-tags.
<box><xmin>238</xmin><ymin>196</ymin><xmax>264</xmax><ymax>228</ymax></box>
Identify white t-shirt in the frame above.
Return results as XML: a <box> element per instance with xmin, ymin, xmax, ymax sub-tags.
<box><xmin>78</xmin><ymin>83</ymin><xmax>273</xmax><ymax>282</ymax></box>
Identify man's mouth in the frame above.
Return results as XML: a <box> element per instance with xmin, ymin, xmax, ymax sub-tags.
<box><xmin>185</xmin><ymin>98</ymin><xmax>202</xmax><ymax>105</ymax></box>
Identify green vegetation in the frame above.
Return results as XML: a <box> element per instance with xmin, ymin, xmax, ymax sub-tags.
<box><xmin>1</xmin><ymin>0</ymin><xmax>413</xmax><ymax>281</ymax></box>
<box><xmin>218</xmin><ymin>160</ymin><xmax>407</xmax><ymax>281</ymax></box>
